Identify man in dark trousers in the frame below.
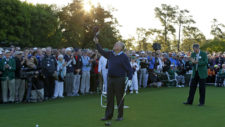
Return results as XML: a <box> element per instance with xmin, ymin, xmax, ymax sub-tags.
<box><xmin>183</xmin><ymin>44</ymin><xmax>208</xmax><ymax>106</ymax></box>
<box><xmin>41</xmin><ymin>47</ymin><xmax>57</xmax><ymax>100</ymax></box>
<box><xmin>94</xmin><ymin>37</ymin><xmax>133</xmax><ymax>121</ymax></box>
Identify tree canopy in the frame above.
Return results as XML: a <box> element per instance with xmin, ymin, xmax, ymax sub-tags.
<box><xmin>0</xmin><ymin>1</ymin><xmax>224</xmax><ymax>52</ymax></box>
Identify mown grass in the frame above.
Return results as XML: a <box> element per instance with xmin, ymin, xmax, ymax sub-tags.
<box><xmin>0</xmin><ymin>86</ymin><xmax>225</xmax><ymax>127</ymax></box>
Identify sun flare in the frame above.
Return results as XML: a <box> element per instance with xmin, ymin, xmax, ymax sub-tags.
<box><xmin>83</xmin><ymin>0</ymin><xmax>92</xmax><ymax>12</ymax></box>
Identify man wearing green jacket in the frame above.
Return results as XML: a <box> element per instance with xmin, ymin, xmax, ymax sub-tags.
<box><xmin>184</xmin><ymin>44</ymin><xmax>208</xmax><ymax>106</ymax></box>
<box><xmin>0</xmin><ymin>50</ymin><xmax>16</xmax><ymax>103</ymax></box>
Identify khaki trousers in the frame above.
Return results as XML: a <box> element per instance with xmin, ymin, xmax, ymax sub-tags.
<box><xmin>1</xmin><ymin>78</ymin><xmax>15</xmax><ymax>102</ymax></box>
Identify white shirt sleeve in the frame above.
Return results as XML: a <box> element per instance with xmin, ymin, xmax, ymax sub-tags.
<box><xmin>98</xmin><ymin>56</ymin><xmax>102</xmax><ymax>73</ymax></box>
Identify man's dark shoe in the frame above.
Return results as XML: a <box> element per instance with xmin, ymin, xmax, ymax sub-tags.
<box><xmin>116</xmin><ymin>117</ymin><xmax>123</xmax><ymax>121</ymax></box>
<box><xmin>183</xmin><ymin>102</ymin><xmax>192</xmax><ymax>105</ymax></box>
<box><xmin>198</xmin><ymin>104</ymin><xmax>204</xmax><ymax>106</ymax></box>
<box><xmin>101</xmin><ymin>117</ymin><xmax>111</xmax><ymax>121</ymax></box>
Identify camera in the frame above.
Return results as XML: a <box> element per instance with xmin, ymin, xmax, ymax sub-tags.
<box><xmin>20</xmin><ymin>68</ymin><xmax>39</xmax><ymax>79</ymax></box>
<box><xmin>153</xmin><ymin>43</ymin><xmax>161</xmax><ymax>51</ymax></box>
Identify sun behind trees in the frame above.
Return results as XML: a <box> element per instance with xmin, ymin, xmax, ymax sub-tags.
<box><xmin>0</xmin><ymin>1</ymin><xmax>224</xmax><ymax>52</ymax></box>
<box><xmin>0</xmin><ymin>0</ymin><xmax>121</xmax><ymax>49</ymax></box>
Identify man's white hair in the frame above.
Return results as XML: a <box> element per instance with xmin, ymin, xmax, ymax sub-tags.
<box><xmin>65</xmin><ymin>47</ymin><xmax>72</xmax><ymax>53</ymax></box>
<box><xmin>116</xmin><ymin>41</ymin><xmax>125</xmax><ymax>50</ymax></box>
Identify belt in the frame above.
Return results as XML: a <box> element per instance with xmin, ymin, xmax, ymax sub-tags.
<box><xmin>108</xmin><ymin>75</ymin><xmax>124</xmax><ymax>78</ymax></box>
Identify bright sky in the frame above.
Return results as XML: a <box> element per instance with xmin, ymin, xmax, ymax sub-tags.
<box><xmin>21</xmin><ymin>0</ymin><xmax>225</xmax><ymax>40</ymax></box>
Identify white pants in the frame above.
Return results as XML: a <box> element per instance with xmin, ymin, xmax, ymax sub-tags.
<box><xmin>73</xmin><ymin>74</ymin><xmax>81</xmax><ymax>94</ymax></box>
<box><xmin>80</xmin><ymin>71</ymin><xmax>90</xmax><ymax>94</ymax></box>
<box><xmin>54</xmin><ymin>81</ymin><xmax>64</xmax><ymax>97</ymax></box>
<box><xmin>102</xmin><ymin>69</ymin><xmax>108</xmax><ymax>93</ymax></box>
<box><xmin>130</xmin><ymin>73</ymin><xmax>138</xmax><ymax>91</ymax></box>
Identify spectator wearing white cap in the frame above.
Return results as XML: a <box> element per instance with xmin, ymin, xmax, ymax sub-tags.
<box><xmin>53</xmin><ymin>54</ymin><xmax>66</xmax><ymax>98</ymax></box>
<box><xmin>64</xmin><ymin>47</ymin><xmax>76</xmax><ymax>96</ymax></box>
<box><xmin>0</xmin><ymin>50</ymin><xmax>16</xmax><ymax>103</ymax></box>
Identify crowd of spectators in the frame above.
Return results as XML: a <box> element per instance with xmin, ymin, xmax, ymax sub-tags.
<box><xmin>0</xmin><ymin>45</ymin><xmax>225</xmax><ymax>104</ymax></box>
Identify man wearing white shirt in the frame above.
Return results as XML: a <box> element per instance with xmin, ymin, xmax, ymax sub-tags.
<box><xmin>130</xmin><ymin>55</ymin><xmax>139</xmax><ymax>94</ymax></box>
<box><xmin>98</xmin><ymin>55</ymin><xmax>108</xmax><ymax>93</ymax></box>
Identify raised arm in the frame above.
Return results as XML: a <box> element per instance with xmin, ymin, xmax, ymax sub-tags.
<box><xmin>93</xmin><ymin>37</ymin><xmax>110</xmax><ymax>59</ymax></box>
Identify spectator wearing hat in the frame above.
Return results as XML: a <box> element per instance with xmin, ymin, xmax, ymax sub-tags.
<box><xmin>130</xmin><ymin>55</ymin><xmax>139</xmax><ymax>94</ymax></box>
<box><xmin>14</xmin><ymin>51</ymin><xmax>26</xmax><ymax>103</ymax></box>
<box><xmin>0</xmin><ymin>50</ymin><xmax>16</xmax><ymax>103</ymax></box>
<box><xmin>53</xmin><ymin>54</ymin><xmax>66</xmax><ymax>98</ymax></box>
<box><xmin>72</xmin><ymin>48</ymin><xmax>82</xmax><ymax>96</ymax></box>
<box><xmin>64</xmin><ymin>47</ymin><xmax>76</xmax><ymax>96</ymax></box>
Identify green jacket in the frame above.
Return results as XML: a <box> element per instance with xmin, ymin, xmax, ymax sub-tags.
<box><xmin>0</xmin><ymin>58</ymin><xmax>16</xmax><ymax>80</ymax></box>
<box><xmin>218</xmin><ymin>69</ymin><xmax>225</xmax><ymax>77</ymax></box>
<box><xmin>167</xmin><ymin>69</ymin><xmax>175</xmax><ymax>79</ymax></box>
<box><xmin>191</xmin><ymin>51</ymin><xmax>208</xmax><ymax>79</ymax></box>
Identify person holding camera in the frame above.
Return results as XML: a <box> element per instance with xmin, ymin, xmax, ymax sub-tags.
<box><xmin>24</xmin><ymin>55</ymin><xmax>42</xmax><ymax>102</ymax></box>
<box><xmin>14</xmin><ymin>51</ymin><xmax>26</xmax><ymax>103</ymax></box>
<box><xmin>0</xmin><ymin>50</ymin><xmax>16</xmax><ymax>103</ymax></box>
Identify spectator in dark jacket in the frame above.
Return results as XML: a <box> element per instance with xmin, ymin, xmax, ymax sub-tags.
<box><xmin>73</xmin><ymin>48</ymin><xmax>82</xmax><ymax>96</ymax></box>
<box><xmin>41</xmin><ymin>47</ymin><xmax>57</xmax><ymax>100</ymax></box>
<box><xmin>64</xmin><ymin>47</ymin><xmax>76</xmax><ymax>96</ymax></box>
<box><xmin>90</xmin><ymin>53</ymin><xmax>99</xmax><ymax>93</ymax></box>
<box><xmin>14</xmin><ymin>51</ymin><xmax>26</xmax><ymax>103</ymax></box>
